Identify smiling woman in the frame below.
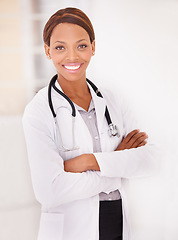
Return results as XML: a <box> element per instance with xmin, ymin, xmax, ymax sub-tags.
<box><xmin>44</xmin><ymin>23</ymin><xmax>95</xmax><ymax>88</ymax></box>
<box><xmin>22</xmin><ymin>7</ymin><xmax>157</xmax><ymax>240</ymax></box>
<box><xmin>43</xmin><ymin>8</ymin><xmax>95</xmax><ymax>110</ymax></box>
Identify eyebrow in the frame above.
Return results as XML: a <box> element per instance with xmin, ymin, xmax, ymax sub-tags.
<box><xmin>54</xmin><ymin>39</ymin><xmax>87</xmax><ymax>44</ymax></box>
<box><xmin>77</xmin><ymin>39</ymin><xmax>87</xmax><ymax>43</ymax></box>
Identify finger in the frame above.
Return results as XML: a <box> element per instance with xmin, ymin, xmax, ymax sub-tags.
<box><xmin>117</xmin><ymin>130</ymin><xmax>147</xmax><ymax>150</ymax></box>
<box><xmin>121</xmin><ymin>129</ymin><xmax>141</xmax><ymax>149</ymax></box>
<box><xmin>130</xmin><ymin>132</ymin><xmax>148</xmax><ymax>148</ymax></box>
<box><xmin>137</xmin><ymin>140</ymin><xmax>147</xmax><ymax>148</ymax></box>
<box><xmin>128</xmin><ymin>131</ymin><xmax>147</xmax><ymax>146</ymax></box>
<box><xmin>123</xmin><ymin>129</ymin><xmax>140</xmax><ymax>144</ymax></box>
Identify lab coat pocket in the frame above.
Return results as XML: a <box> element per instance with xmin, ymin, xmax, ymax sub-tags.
<box><xmin>38</xmin><ymin>212</ymin><xmax>64</xmax><ymax>240</ymax></box>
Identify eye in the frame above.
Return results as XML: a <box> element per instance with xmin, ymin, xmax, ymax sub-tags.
<box><xmin>78</xmin><ymin>44</ymin><xmax>87</xmax><ymax>49</ymax></box>
<box><xmin>55</xmin><ymin>46</ymin><xmax>65</xmax><ymax>50</ymax></box>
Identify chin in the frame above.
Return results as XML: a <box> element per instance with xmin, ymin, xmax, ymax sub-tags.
<box><xmin>58</xmin><ymin>73</ymin><xmax>86</xmax><ymax>82</ymax></box>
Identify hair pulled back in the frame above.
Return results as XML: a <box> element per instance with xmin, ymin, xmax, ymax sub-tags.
<box><xmin>43</xmin><ymin>7</ymin><xmax>95</xmax><ymax>46</ymax></box>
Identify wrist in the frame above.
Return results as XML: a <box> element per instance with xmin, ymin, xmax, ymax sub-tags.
<box><xmin>85</xmin><ymin>154</ymin><xmax>100</xmax><ymax>171</ymax></box>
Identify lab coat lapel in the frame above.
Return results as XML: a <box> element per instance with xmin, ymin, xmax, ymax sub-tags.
<box><xmin>89</xmin><ymin>84</ymin><xmax>106</xmax><ymax>134</ymax></box>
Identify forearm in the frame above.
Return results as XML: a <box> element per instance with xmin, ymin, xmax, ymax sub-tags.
<box><xmin>94</xmin><ymin>143</ymin><xmax>159</xmax><ymax>178</ymax></box>
<box><xmin>64</xmin><ymin>154</ymin><xmax>100</xmax><ymax>173</ymax></box>
<box><xmin>64</xmin><ymin>130</ymin><xmax>149</xmax><ymax>174</ymax></box>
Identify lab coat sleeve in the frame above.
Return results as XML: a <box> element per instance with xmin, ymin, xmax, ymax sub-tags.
<box><xmin>23</xmin><ymin>106</ymin><xmax>119</xmax><ymax>209</ymax></box>
<box><xmin>93</xmin><ymin>90</ymin><xmax>160</xmax><ymax>179</ymax></box>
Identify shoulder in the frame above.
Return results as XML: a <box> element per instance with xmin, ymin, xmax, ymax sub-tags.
<box><xmin>23</xmin><ymin>86</ymin><xmax>53</xmax><ymax>124</ymax></box>
<box><xmin>22</xmin><ymin>85</ymin><xmax>58</xmax><ymax>139</ymax></box>
<box><xmin>98</xmin><ymin>86</ymin><xmax>125</xmax><ymax>109</ymax></box>
<box><xmin>97</xmin><ymin>84</ymin><xmax>135</xmax><ymax>124</ymax></box>
<box><xmin>24</xmin><ymin>86</ymin><xmax>48</xmax><ymax>113</ymax></box>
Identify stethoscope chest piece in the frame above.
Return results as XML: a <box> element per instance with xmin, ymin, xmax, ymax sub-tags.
<box><xmin>108</xmin><ymin>123</ymin><xmax>120</xmax><ymax>138</ymax></box>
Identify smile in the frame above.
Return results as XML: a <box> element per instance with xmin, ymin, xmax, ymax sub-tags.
<box><xmin>63</xmin><ymin>63</ymin><xmax>83</xmax><ymax>71</ymax></box>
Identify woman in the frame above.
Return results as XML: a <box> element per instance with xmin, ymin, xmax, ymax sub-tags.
<box><xmin>23</xmin><ymin>7</ymin><xmax>157</xmax><ymax>240</ymax></box>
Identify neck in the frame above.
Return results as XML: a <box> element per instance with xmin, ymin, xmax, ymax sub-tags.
<box><xmin>57</xmin><ymin>75</ymin><xmax>90</xmax><ymax>99</ymax></box>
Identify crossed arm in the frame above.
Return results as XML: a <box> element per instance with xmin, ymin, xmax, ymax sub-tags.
<box><xmin>64</xmin><ymin>129</ymin><xmax>148</xmax><ymax>173</ymax></box>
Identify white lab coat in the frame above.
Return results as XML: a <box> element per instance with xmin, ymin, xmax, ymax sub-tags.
<box><xmin>22</xmin><ymin>80</ymin><xmax>158</xmax><ymax>240</ymax></box>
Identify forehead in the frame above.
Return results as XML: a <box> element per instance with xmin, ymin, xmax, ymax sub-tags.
<box><xmin>50</xmin><ymin>23</ymin><xmax>90</xmax><ymax>43</ymax></box>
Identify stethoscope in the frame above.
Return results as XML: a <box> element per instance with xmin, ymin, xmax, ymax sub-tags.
<box><xmin>48</xmin><ymin>74</ymin><xmax>120</xmax><ymax>151</ymax></box>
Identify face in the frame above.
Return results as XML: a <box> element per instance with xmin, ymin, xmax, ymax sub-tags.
<box><xmin>44</xmin><ymin>23</ymin><xmax>95</xmax><ymax>83</ymax></box>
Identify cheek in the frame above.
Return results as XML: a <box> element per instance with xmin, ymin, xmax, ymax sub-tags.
<box><xmin>82</xmin><ymin>51</ymin><xmax>92</xmax><ymax>62</ymax></box>
<box><xmin>50</xmin><ymin>53</ymin><xmax>63</xmax><ymax>66</ymax></box>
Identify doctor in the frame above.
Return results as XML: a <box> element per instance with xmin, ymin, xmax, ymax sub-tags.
<box><xmin>23</xmin><ymin>7</ymin><xmax>157</xmax><ymax>240</ymax></box>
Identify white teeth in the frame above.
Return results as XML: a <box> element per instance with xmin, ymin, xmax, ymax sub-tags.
<box><xmin>64</xmin><ymin>65</ymin><xmax>81</xmax><ymax>70</ymax></box>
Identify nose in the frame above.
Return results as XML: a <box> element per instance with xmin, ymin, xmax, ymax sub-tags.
<box><xmin>66</xmin><ymin>47</ymin><xmax>79</xmax><ymax>61</ymax></box>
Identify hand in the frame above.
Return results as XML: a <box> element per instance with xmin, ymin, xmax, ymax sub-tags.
<box><xmin>64</xmin><ymin>154</ymin><xmax>100</xmax><ymax>173</ymax></box>
<box><xmin>115</xmin><ymin>129</ymin><xmax>148</xmax><ymax>151</ymax></box>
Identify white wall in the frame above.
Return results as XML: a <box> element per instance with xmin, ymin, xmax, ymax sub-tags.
<box><xmin>0</xmin><ymin>0</ymin><xmax>178</xmax><ymax>240</ymax></box>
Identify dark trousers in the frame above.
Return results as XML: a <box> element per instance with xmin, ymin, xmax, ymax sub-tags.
<box><xmin>99</xmin><ymin>199</ymin><xmax>123</xmax><ymax>240</ymax></box>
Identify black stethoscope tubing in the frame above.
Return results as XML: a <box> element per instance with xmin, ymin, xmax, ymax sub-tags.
<box><xmin>48</xmin><ymin>74</ymin><xmax>76</xmax><ymax>117</ymax></box>
<box><xmin>48</xmin><ymin>74</ymin><xmax>119</xmax><ymax>137</ymax></box>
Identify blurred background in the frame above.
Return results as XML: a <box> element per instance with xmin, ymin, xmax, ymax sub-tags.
<box><xmin>0</xmin><ymin>0</ymin><xmax>178</xmax><ymax>239</ymax></box>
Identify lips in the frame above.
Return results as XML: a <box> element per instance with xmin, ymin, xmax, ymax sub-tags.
<box><xmin>63</xmin><ymin>63</ymin><xmax>83</xmax><ymax>72</ymax></box>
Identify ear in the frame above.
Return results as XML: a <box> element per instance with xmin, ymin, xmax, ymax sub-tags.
<box><xmin>44</xmin><ymin>44</ymin><xmax>51</xmax><ymax>59</ymax></box>
<box><xmin>91</xmin><ymin>40</ymin><xmax>95</xmax><ymax>56</ymax></box>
